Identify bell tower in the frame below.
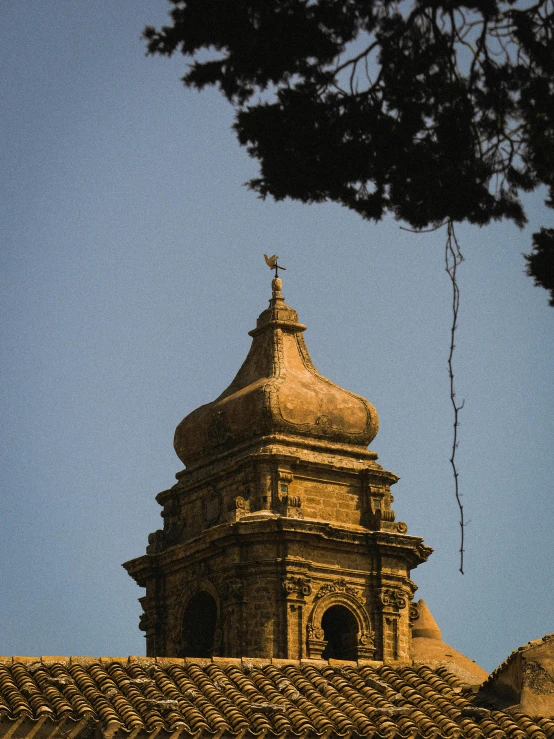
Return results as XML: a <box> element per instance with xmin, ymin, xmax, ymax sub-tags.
<box><xmin>124</xmin><ymin>274</ymin><xmax>432</xmax><ymax>662</ymax></box>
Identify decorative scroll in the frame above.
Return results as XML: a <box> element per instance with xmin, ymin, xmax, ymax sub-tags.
<box><xmin>146</xmin><ymin>529</ymin><xmax>165</xmax><ymax>554</ymax></box>
<box><xmin>379</xmin><ymin>588</ymin><xmax>408</xmax><ymax>610</ymax></box>
<box><xmin>306</xmin><ymin>624</ymin><xmax>324</xmax><ymax>641</ymax></box>
<box><xmin>282</xmin><ymin>575</ymin><xmax>312</xmax><ymax>597</ymax></box>
<box><xmin>233</xmin><ymin>495</ymin><xmax>250</xmax><ymax>520</ymax></box>
<box><xmin>314</xmin><ymin>578</ymin><xmax>362</xmax><ymax>603</ymax></box>
<box><xmin>416</xmin><ymin>544</ymin><xmax>434</xmax><ymax>562</ymax></box>
<box><xmin>359</xmin><ymin>630</ymin><xmax>376</xmax><ymax>648</ymax></box>
<box><xmin>146</xmin><ymin>496</ymin><xmax>186</xmax><ymax>552</ymax></box>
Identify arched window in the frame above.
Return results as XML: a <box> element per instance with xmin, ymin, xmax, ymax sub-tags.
<box><xmin>181</xmin><ymin>591</ymin><xmax>218</xmax><ymax>657</ymax></box>
<box><xmin>321</xmin><ymin>605</ymin><xmax>359</xmax><ymax>660</ymax></box>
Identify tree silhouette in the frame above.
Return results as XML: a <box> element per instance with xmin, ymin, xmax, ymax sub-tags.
<box><xmin>143</xmin><ymin>0</ymin><xmax>554</xmax><ymax>570</ymax></box>
<box><xmin>145</xmin><ymin>0</ymin><xmax>553</xmax><ymax>304</ymax></box>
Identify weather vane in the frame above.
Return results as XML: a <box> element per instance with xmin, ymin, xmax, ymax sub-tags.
<box><xmin>264</xmin><ymin>254</ymin><xmax>286</xmax><ymax>278</ymax></box>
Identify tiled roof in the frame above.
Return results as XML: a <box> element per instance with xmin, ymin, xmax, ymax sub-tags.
<box><xmin>1</xmin><ymin>656</ymin><xmax>553</xmax><ymax>739</ymax></box>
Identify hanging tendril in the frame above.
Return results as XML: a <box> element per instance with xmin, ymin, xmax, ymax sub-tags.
<box><xmin>445</xmin><ymin>220</ymin><xmax>465</xmax><ymax>574</ymax></box>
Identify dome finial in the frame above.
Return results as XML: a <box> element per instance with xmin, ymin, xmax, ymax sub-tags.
<box><xmin>264</xmin><ymin>254</ymin><xmax>286</xmax><ymax>304</ymax></box>
<box><xmin>272</xmin><ymin>275</ymin><xmax>284</xmax><ymax>302</ymax></box>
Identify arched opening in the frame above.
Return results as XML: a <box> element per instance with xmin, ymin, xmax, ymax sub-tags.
<box><xmin>321</xmin><ymin>605</ymin><xmax>359</xmax><ymax>660</ymax></box>
<box><xmin>181</xmin><ymin>591</ymin><xmax>217</xmax><ymax>657</ymax></box>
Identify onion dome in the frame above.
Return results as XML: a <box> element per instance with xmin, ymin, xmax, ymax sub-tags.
<box><xmin>174</xmin><ymin>276</ymin><xmax>379</xmax><ymax>466</ymax></box>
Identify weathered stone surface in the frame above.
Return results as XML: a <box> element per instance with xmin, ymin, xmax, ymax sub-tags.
<box><xmin>478</xmin><ymin>633</ymin><xmax>554</xmax><ymax>716</ymax></box>
<box><xmin>410</xmin><ymin>600</ymin><xmax>488</xmax><ymax>682</ymax></box>
<box><xmin>174</xmin><ymin>277</ymin><xmax>379</xmax><ymax>467</ymax></box>
<box><xmin>124</xmin><ymin>277</ymin><xmax>431</xmax><ymax>664</ymax></box>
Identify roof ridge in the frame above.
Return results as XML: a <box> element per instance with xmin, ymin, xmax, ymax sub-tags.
<box><xmin>481</xmin><ymin>632</ymin><xmax>554</xmax><ymax>686</ymax></box>
<box><xmin>0</xmin><ymin>655</ymin><xmax>387</xmax><ymax>667</ymax></box>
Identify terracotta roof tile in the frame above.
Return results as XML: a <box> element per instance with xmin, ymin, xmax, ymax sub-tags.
<box><xmin>0</xmin><ymin>657</ymin><xmax>551</xmax><ymax>738</ymax></box>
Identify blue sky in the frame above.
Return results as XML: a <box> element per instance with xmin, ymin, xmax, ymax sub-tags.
<box><xmin>1</xmin><ymin>2</ymin><xmax>552</xmax><ymax>673</ymax></box>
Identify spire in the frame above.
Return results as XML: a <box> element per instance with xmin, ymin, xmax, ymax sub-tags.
<box><xmin>174</xmin><ymin>266</ymin><xmax>379</xmax><ymax>467</ymax></box>
<box><xmin>250</xmin><ymin>271</ymin><xmax>306</xmax><ymax>336</ymax></box>
<box><xmin>253</xmin><ymin>255</ymin><xmax>301</xmax><ymax>331</ymax></box>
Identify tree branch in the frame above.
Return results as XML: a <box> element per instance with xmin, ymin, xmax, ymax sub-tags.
<box><xmin>445</xmin><ymin>220</ymin><xmax>466</xmax><ymax>574</ymax></box>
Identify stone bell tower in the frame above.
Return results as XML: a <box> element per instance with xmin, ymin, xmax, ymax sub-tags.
<box><xmin>124</xmin><ymin>273</ymin><xmax>432</xmax><ymax>662</ymax></box>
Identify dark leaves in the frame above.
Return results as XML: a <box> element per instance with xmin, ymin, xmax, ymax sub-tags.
<box><xmin>145</xmin><ymin>0</ymin><xmax>554</xmax><ymax>302</ymax></box>
<box><xmin>525</xmin><ymin>228</ymin><xmax>554</xmax><ymax>306</ymax></box>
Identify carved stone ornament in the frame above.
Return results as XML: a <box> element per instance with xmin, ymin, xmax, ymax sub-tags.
<box><xmin>190</xmin><ymin>561</ymin><xmax>208</xmax><ymax>582</ymax></box>
<box><xmin>138</xmin><ymin>611</ymin><xmax>152</xmax><ymax>632</ymax></box>
<box><xmin>409</xmin><ymin>602</ymin><xmax>420</xmax><ymax>623</ymax></box>
<box><xmin>164</xmin><ymin>518</ymin><xmax>187</xmax><ymax>548</ymax></box>
<box><xmin>233</xmin><ymin>495</ymin><xmax>249</xmax><ymax>520</ymax></box>
<box><xmin>277</xmin><ymin>470</ymin><xmax>294</xmax><ymax>485</ymax></box>
<box><xmin>146</xmin><ymin>529</ymin><xmax>165</xmax><ymax>554</ymax></box>
<box><xmin>379</xmin><ymin>588</ymin><xmax>408</xmax><ymax>610</ymax></box>
<box><xmin>416</xmin><ymin>544</ymin><xmax>434</xmax><ymax>562</ymax></box>
<box><xmin>359</xmin><ymin>631</ymin><xmax>376</xmax><ymax>648</ymax></box>
<box><xmin>314</xmin><ymin>578</ymin><xmax>362</xmax><ymax>602</ymax></box>
<box><xmin>282</xmin><ymin>575</ymin><xmax>312</xmax><ymax>597</ymax></box>
<box><xmin>306</xmin><ymin>578</ymin><xmax>375</xmax><ymax>659</ymax></box>
<box><xmin>203</xmin><ymin>487</ymin><xmax>222</xmax><ymax>527</ymax></box>
<box><xmin>307</xmin><ymin>624</ymin><xmax>324</xmax><ymax>640</ymax></box>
